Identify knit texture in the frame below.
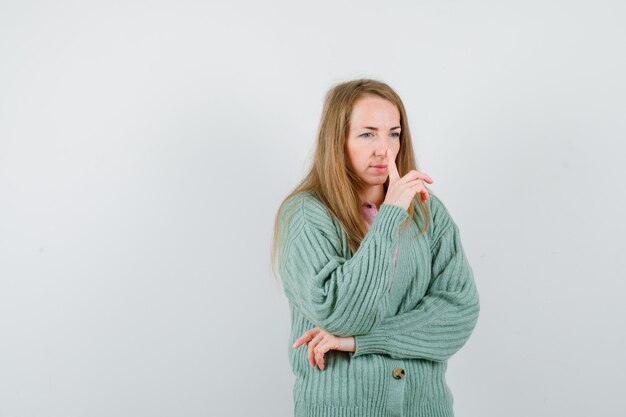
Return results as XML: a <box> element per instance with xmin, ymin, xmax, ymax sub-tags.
<box><xmin>278</xmin><ymin>191</ymin><xmax>480</xmax><ymax>417</ymax></box>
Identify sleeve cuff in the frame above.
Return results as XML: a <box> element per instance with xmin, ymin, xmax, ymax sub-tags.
<box><xmin>367</xmin><ymin>203</ymin><xmax>408</xmax><ymax>240</ymax></box>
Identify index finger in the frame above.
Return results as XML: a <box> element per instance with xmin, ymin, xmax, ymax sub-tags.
<box><xmin>293</xmin><ymin>327</ymin><xmax>321</xmax><ymax>348</ymax></box>
<box><xmin>386</xmin><ymin>149</ymin><xmax>400</xmax><ymax>182</ymax></box>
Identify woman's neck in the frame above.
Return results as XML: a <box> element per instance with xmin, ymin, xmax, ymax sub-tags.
<box><xmin>358</xmin><ymin>185</ymin><xmax>386</xmax><ymax>208</ymax></box>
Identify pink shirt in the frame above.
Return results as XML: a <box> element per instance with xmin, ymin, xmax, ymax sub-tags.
<box><xmin>360</xmin><ymin>201</ymin><xmax>400</xmax><ymax>268</ymax></box>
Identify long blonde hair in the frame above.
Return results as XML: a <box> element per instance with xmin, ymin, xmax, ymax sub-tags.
<box><xmin>270</xmin><ymin>78</ymin><xmax>432</xmax><ymax>284</ymax></box>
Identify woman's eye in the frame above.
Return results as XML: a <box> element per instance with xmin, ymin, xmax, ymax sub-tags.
<box><xmin>359</xmin><ymin>132</ymin><xmax>400</xmax><ymax>138</ymax></box>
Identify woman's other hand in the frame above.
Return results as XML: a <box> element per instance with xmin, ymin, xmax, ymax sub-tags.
<box><xmin>383</xmin><ymin>148</ymin><xmax>433</xmax><ymax>211</ymax></box>
<box><xmin>292</xmin><ymin>327</ymin><xmax>355</xmax><ymax>371</ymax></box>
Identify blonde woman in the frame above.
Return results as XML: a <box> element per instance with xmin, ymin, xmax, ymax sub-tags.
<box><xmin>271</xmin><ymin>79</ymin><xmax>480</xmax><ymax>417</ymax></box>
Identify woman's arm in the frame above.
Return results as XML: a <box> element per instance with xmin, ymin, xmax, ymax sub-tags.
<box><xmin>279</xmin><ymin>194</ymin><xmax>407</xmax><ymax>337</ymax></box>
<box><xmin>352</xmin><ymin>200</ymin><xmax>480</xmax><ymax>362</ymax></box>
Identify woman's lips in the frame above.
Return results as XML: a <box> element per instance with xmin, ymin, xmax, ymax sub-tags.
<box><xmin>371</xmin><ymin>165</ymin><xmax>388</xmax><ymax>173</ymax></box>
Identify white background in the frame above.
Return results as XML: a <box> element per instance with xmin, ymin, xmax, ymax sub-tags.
<box><xmin>1</xmin><ymin>1</ymin><xmax>625</xmax><ymax>416</ymax></box>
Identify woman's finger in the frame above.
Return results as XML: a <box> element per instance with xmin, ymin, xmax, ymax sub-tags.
<box><xmin>401</xmin><ymin>170</ymin><xmax>433</xmax><ymax>184</ymax></box>
<box><xmin>315</xmin><ymin>349</ymin><xmax>326</xmax><ymax>371</ymax></box>
<box><xmin>308</xmin><ymin>342</ymin><xmax>316</xmax><ymax>367</ymax></box>
<box><xmin>314</xmin><ymin>340</ymin><xmax>333</xmax><ymax>370</ymax></box>
<box><xmin>386</xmin><ymin>149</ymin><xmax>400</xmax><ymax>183</ymax></box>
<box><xmin>293</xmin><ymin>328</ymin><xmax>315</xmax><ymax>348</ymax></box>
<box><xmin>293</xmin><ymin>335</ymin><xmax>304</xmax><ymax>349</ymax></box>
<box><xmin>315</xmin><ymin>339</ymin><xmax>338</xmax><ymax>370</ymax></box>
<box><xmin>410</xmin><ymin>183</ymin><xmax>429</xmax><ymax>202</ymax></box>
<box><xmin>307</xmin><ymin>333</ymin><xmax>324</xmax><ymax>367</ymax></box>
<box><xmin>420</xmin><ymin>173</ymin><xmax>433</xmax><ymax>183</ymax></box>
<box><xmin>404</xmin><ymin>178</ymin><xmax>427</xmax><ymax>192</ymax></box>
<box><xmin>403</xmin><ymin>179</ymin><xmax>430</xmax><ymax>202</ymax></box>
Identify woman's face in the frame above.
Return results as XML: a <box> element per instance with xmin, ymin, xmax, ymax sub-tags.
<box><xmin>345</xmin><ymin>95</ymin><xmax>401</xmax><ymax>186</ymax></box>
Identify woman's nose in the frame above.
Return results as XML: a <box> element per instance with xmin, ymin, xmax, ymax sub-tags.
<box><xmin>374</xmin><ymin>140</ymin><xmax>391</xmax><ymax>156</ymax></box>
<box><xmin>374</xmin><ymin>146</ymin><xmax>387</xmax><ymax>156</ymax></box>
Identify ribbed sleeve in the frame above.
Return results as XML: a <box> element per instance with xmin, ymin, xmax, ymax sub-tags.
<box><xmin>279</xmin><ymin>195</ymin><xmax>408</xmax><ymax>337</ymax></box>
<box><xmin>352</xmin><ymin>208</ymin><xmax>480</xmax><ymax>362</ymax></box>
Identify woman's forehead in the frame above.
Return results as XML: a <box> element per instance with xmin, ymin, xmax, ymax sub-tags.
<box><xmin>350</xmin><ymin>102</ymin><xmax>400</xmax><ymax>128</ymax></box>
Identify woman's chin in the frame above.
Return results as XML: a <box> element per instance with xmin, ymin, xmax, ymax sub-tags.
<box><xmin>362</xmin><ymin>177</ymin><xmax>388</xmax><ymax>186</ymax></box>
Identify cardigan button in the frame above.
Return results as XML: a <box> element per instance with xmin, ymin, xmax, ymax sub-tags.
<box><xmin>392</xmin><ymin>367</ymin><xmax>405</xmax><ymax>380</ymax></box>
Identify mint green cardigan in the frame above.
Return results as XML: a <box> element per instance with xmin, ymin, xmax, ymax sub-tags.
<box><xmin>278</xmin><ymin>190</ymin><xmax>480</xmax><ymax>417</ymax></box>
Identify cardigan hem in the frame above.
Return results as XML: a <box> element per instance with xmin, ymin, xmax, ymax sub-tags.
<box><xmin>294</xmin><ymin>400</ymin><xmax>454</xmax><ymax>417</ymax></box>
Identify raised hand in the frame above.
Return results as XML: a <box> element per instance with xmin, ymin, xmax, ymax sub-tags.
<box><xmin>383</xmin><ymin>149</ymin><xmax>433</xmax><ymax>211</ymax></box>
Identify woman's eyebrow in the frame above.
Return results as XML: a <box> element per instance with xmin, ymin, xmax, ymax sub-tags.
<box><xmin>360</xmin><ymin>126</ymin><xmax>401</xmax><ymax>130</ymax></box>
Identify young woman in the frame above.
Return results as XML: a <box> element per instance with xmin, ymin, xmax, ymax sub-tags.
<box><xmin>271</xmin><ymin>79</ymin><xmax>480</xmax><ymax>417</ymax></box>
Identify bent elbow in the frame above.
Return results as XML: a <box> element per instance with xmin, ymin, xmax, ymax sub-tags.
<box><xmin>317</xmin><ymin>303</ymin><xmax>386</xmax><ymax>337</ymax></box>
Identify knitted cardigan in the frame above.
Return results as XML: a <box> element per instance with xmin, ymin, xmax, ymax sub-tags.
<box><xmin>278</xmin><ymin>190</ymin><xmax>480</xmax><ymax>417</ymax></box>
